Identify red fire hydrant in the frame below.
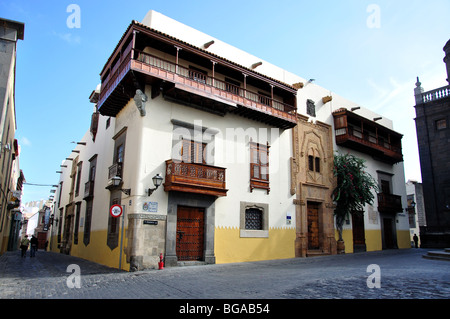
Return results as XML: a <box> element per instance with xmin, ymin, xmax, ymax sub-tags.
<box><xmin>158</xmin><ymin>253</ymin><xmax>164</xmax><ymax>270</ymax></box>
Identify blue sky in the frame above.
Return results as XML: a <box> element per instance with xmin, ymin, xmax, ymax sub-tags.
<box><xmin>2</xmin><ymin>0</ymin><xmax>449</xmax><ymax>204</ymax></box>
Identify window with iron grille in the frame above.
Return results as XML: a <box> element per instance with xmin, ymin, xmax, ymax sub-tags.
<box><xmin>240</xmin><ymin>202</ymin><xmax>269</xmax><ymax>238</ymax></box>
<box><xmin>245</xmin><ymin>208</ymin><xmax>263</xmax><ymax>230</ymax></box>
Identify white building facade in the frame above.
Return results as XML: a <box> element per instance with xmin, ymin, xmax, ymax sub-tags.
<box><xmin>50</xmin><ymin>11</ymin><xmax>410</xmax><ymax>270</ymax></box>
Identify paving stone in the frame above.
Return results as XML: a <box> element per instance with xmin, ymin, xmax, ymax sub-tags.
<box><xmin>0</xmin><ymin>249</ymin><xmax>449</xmax><ymax>300</ymax></box>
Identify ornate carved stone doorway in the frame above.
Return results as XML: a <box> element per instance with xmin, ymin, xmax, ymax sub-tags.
<box><xmin>291</xmin><ymin>114</ymin><xmax>337</xmax><ymax>257</ymax></box>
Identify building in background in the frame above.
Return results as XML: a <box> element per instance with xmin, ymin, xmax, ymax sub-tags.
<box><xmin>413</xmin><ymin>39</ymin><xmax>450</xmax><ymax>248</ymax></box>
<box><xmin>0</xmin><ymin>18</ymin><xmax>25</xmax><ymax>254</ymax></box>
<box><xmin>406</xmin><ymin>179</ymin><xmax>426</xmax><ymax>247</ymax></box>
<box><xmin>50</xmin><ymin>11</ymin><xmax>410</xmax><ymax>270</ymax></box>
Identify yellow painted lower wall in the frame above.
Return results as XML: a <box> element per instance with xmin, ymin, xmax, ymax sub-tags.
<box><xmin>47</xmin><ymin>227</ymin><xmax>410</xmax><ymax>270</ymax></box>
<box><xmin>215</xmin><ymin>226</ymin><xmax>296</xmax><ymax>264</ymax></box>
<box><xmin>49</xmin><ymin>230</ymin><xmax>129</xmax><ymax>271</ymax></box>
<box><xmin>336</xmin><ymin>229</ymin><xmax>410</xmax><ymax>252</ymax></box>
<box><xmin>1</xmin><ymin>236</ymin><xmax>8</xmax><ymax>254</ymax></box>
<box><xmin>365</xmin><ymin>230</ymin><xmax>382</xmax><ymax>251</ymax></box>
<box><xmin>397</xmin><ymin>230</ymin><xmax>411</xmax><ymax>249</ymax></box>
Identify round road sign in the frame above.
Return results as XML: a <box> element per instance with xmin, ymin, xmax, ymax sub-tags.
<box><xmin>110</xmin><ymin>204</ymin><xmax>123</xmax><ymax>218</ymax></box>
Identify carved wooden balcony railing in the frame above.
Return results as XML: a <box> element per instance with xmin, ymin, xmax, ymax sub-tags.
<box><xmin>164</xmin><ymin>159</ymin><xmax>228</xmax><ymax>197</ymax></box>
<box><xmin>132</xmin><ymin>51</ymin><xmax>296</xmax><ymax>125</ymax></box>
<box><xmin>333</xmin><ymin>108</ymin><xmax>403</xmax><ymax>164</ymax></box>
<box><xmin>377</xmin><ymin>193</ymin><xmax>403</xmax><ymax>214</ymax></box>
<box><xmin>96</xmin><ymin>22</ymin><xmax>297</xmax><ymax>129</ymax></box>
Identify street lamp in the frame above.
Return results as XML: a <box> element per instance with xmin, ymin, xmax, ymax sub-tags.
<box><xmin>148</xmin><ymin>174</ymin><xmax>163</xmax><ymax>196</ymax></box>
<box><xmin>111</xmin><ymin>176</ymin><xmax>131</xmax><ymax>195</ymax></box>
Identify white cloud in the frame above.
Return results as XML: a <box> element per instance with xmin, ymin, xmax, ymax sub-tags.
<box><xmin>20</xmin><ymin>137</ymin><xmax>31</xmax><ymax>146</ymax></box>
<box><xmin>53</xmin><ymin>32</ymin><xmax>81</xmax><ymax>45</ymax></box>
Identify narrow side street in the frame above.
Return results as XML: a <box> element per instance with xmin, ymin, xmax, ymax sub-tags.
<box><xmin>1</xmin><ymin>248</ymin><xmax>449</xmax><ymax>300</ymax></box>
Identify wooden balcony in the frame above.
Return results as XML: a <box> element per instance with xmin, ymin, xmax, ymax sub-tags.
<box><xmin>377</xmin><ymin>193</ymin><xmax>403</xmax><ymax>214</ymax></box>
<box><xmin>84</xmin><ymin>181</ymin><xmax>94</xmax><ymax>200</ymax></box>
<box><xmin>164</xmin><ymin>159</ymin><xmax>228</xmax><ymax>197</ymax></box>
<box><xmin>333</xmin><ymin>108</ymin><xmax>403</xmax><ymax>164</ymax></box>
<box><xmin>97</xmin><ymin>21</ymin><xmax>297</xmax><ymax>129</ymax></box>
<box><xmin>108</xmin><ymin>162</ymin><xmax>123</xmax><ymax>180</ymax></box>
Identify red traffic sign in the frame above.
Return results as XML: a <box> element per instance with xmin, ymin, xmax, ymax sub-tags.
<box><xmin>110</xmin><ymin>204</ymin><xmax>123</xmax><ymax>218</ymax></box>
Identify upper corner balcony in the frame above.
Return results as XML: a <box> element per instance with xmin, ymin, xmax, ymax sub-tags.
<box><xmin>332</xmin><ymin>108</ymin><xmax>403</xmax><ymax>164</ymax></box>
<box><xmin>97</xmin><ymin>21</ymin><xmax>297</xmax><ymax>129</ymax></box>
<box><xmin>419</xmin><ymin>85</ymin><xmax>450</xmax><ymax>104</ymax></box>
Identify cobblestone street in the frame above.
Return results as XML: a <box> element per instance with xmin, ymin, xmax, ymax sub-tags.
<box><xmin>1</xmin><ymin>248</ymin><xmax>449</xmax><ymax>301</ymax></box>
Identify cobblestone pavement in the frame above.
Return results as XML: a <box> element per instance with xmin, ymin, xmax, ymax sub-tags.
<box><xmin>0</xmin><ymin>248</ymin><xmax>449</xmax><ymax>300</ymax></box>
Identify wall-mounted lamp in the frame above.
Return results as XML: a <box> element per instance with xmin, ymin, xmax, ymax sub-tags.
<box><xmin>148</xmin><ymin>174</ymin><xmax>164</xmax><ymax>196</ymax></box>
<box><xmin>110</xmin><ymin>176</ymin><xmax>131</xmax><ymax>195</ymax></box>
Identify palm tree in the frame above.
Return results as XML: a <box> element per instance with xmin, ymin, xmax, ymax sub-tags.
<box><xmin>332</xmin><ymin>152</ymin><xmax>379</xmax><ymax>253</ymax></box>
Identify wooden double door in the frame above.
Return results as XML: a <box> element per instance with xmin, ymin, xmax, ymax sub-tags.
<box><xmin>307</xmin><ymin>203</ymin><xmax>320</xmax><ymax>250</ymax></box>
<box><xmin>176</xmin><ymin>206</ymin><xmax>205</xmax><ymax>261</ymax></box>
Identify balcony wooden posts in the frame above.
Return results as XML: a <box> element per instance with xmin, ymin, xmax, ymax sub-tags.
<box><xmin>97</xmin><ymin>22</ymin><xmax>297</xmax><ymax>129</ymax></box>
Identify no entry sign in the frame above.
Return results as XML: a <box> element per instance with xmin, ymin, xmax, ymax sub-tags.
<box><xmin>110</xmin><ymin>204</ymin><xmax>123</xmax><ymax>218</ymax></box>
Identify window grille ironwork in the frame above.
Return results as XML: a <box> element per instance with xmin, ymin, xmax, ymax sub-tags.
<box><xmin>245</xmin><ymin>208</ymin><xmax>263</xmax><ymax>230</ymax></box>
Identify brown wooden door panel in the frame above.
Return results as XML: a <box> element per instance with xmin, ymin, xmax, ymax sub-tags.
<box><xmin>176</xmin><ymin>206</ymin><xmax>205</xmax><ymax>261</ymax></box>
<box><xmin>352</xmin><ymin>213</ymin><xmax>365</xmax><ymax>245</ymax></box>
<box><xmin>308</xmin><ymin>204</ymin><xmax>320</xmax><ymax>250</ymax></box>
<box><xmin>383</xmin><ymin>218</ymin><xmax>395</xmax><ymax>249</ymax></box>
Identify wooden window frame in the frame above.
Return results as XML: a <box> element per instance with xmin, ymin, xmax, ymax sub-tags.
<box><xmin>181</xmin><ymin>138</ymin><xmax>207</xmax><ymax>164</ymax></box>
<box><xmin>73</xmin><ymin>202</ymin><xmax>81</xmax><ymax>245</ymax></box>
<box><xmin>75</xmin><ymin>162</ymin><xmax>82</xmax><ymax>197</ymax></box>
<box><xmin>250</xmin><ymin>141</ymin><xmax>270</xmax><ymax>194</ymax></box>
